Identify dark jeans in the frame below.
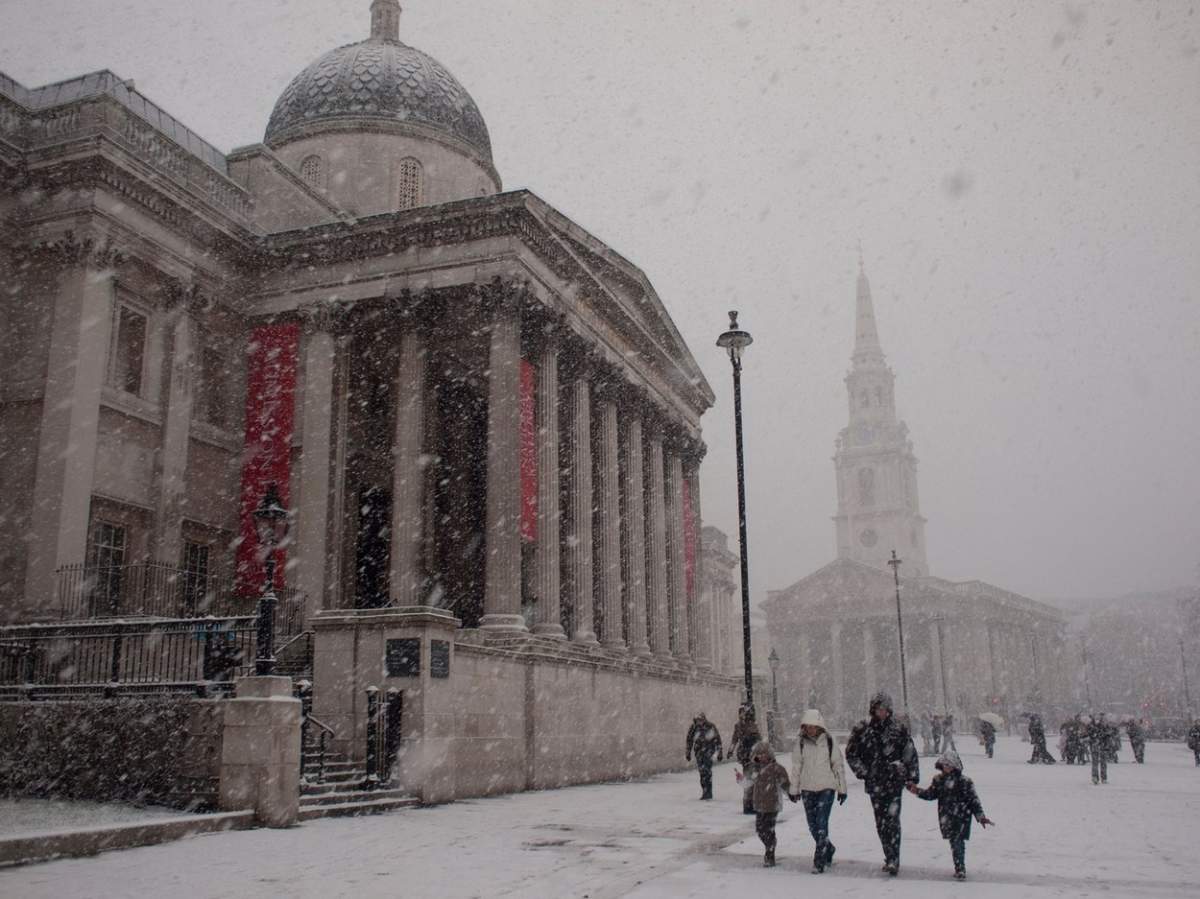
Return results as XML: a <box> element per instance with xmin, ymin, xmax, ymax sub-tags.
<box><xmin>1131</xmin><ymin>741</ymin><xmax>1145</xmax><ymax>764</ymax></box>
<box><xmin>869</xmin><ymin>787</ymin><xmax>904</xmax><ymax>865</ymax></box>
<box><xmin>1193</xmin><ymin>748</ymin><xmax>1199</xmax><ymax>766</ymax></box>
<box><xmin>984</xmin><ymin>737</ymin><xmax>995</xmax><ymax>758</ymax></box>
<box><xmin>696</xmin><ymin>757</ymin><xmax>714</xmax><ymax>797</ymax></box>
<box><xmin>802</xmin><ymin>789</ymin><xmax>836</xmax><ymax>867</ymax></box>
<box><xmin>755</xmin><ymin>812</ymin><xmax>777</xmax><ymax>859</ymax></box>
<box><xmin>1091</xmin><ymin>748</ymin><xmax>1108</xmax><ymax>782</ymax></box>
<box><xmin>950</xmin><ymin>837</ymin><xmax>966</xmax><ymax>872</ymax></box>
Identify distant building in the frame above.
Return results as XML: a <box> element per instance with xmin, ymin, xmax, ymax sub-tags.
<box><xmin>764</xmin><ymin>263</ymin><xmax>1068</xmax><ymax>731</ymax></box>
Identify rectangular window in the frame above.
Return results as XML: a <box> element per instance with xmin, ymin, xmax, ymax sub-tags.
<box><xmin>181</xmin><ymin>540</ymin><xmax>211</xmax><ymax>615</ymax></box>
<box><xmin>109</xmin><ymin>306</ymin><xmax>148</xmax><ymax>396</ymax></box>
<box><xmin>87</xmin><ymin>521</ymin><xmax>127</xmax><ymax>616</ymax></box>
<box><xmin>199</xmin><ymin>345</ymin><xmax>229</xmax><ymax>428</ymax></box>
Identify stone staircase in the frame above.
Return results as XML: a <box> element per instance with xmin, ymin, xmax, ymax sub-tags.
<box><xmin>299</xmin><ymin>750</ymin><xmax>419</xmax><ymax>821</ymax></box>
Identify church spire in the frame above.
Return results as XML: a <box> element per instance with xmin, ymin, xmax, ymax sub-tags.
<box><xmin>371</xmin><ymin>0</ymin><xmax>401</xmax><ymax>42</ymax></box>
<box><xmin>853</xmin><ymin>258</ymin><xmax>885</xmax><ymax>366</ymax></box>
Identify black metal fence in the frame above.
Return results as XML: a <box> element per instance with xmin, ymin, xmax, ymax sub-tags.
<box><xmin>0</xmin><ymin>617</ymin><xmax>256</xmax><ymax>698</ymax></box>
<box><xmin>53</xmin><ymin>562</ymin><xmax>304</xmax><ymax>636</ymax></box>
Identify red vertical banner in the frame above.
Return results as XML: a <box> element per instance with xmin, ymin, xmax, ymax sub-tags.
<box><xmin>682</xmin><ymin>477</ymin><xmax>696</xmax><ymax>601</ymax></box>
<box><xmin>235</xmin><ymin>323</ymin><xmax>300</xmax><ymax>595</ymax></box>
<box><xmin>519</xmin><ymin>359</ymin><xmax>538</xmax><ymax>543</ymax></box>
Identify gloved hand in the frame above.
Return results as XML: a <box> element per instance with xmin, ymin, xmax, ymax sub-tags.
<box><xmin>717</xmin><ymin>752</ymin><xmax>723</xmax><ymax>761</ymax></box>
<box><xmin>980</xmin><ymin>816</ymin><xmax>995</xmax><ymax>828</ymax></box>
<box><xmin>788</xmin><ymin>793</ymin><xmax>798</xmax><ymax>803</ymax></box>
<box><xmin>837</xmin><ymin>793</ymin><xmax>847</xmax><ymax>805</ymax></box>
<box><xmin>685</xmin><ymin>754</ymin><xmax>691</xmax><ymax>763</ymax></box>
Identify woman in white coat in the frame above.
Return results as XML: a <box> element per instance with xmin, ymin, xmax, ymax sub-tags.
<box><xmin>789</xmin><ymin>708</ymin><xmax>848</xmax><ymax>874</ymax></box>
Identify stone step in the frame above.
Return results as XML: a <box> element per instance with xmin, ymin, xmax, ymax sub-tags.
<box><xmin>300</xmin><ymin>786</ymin><xmax>409</xmax><ymax>807</ymax></box>
<box><xmin>297</xmin><ymin>795</ymin><xmax>419</xmax><ymax>822</ymax></box>
<box><xmin>301</xmin><ymin>758</ymin><xmax>356</xmax><ymax>772</ymax></box>
<box><xmin>300</xmin><ymin>779</ymin><xmax>387</xmax><ymax>796</ymax></box>
<box><xmin>302</xmin><ymin>768</ymin><xmax>365</xmax><ymax>785</ymax></box>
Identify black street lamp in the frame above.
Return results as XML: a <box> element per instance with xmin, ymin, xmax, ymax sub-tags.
<box><xmin>767</xmin><ymin>646</ymin><xmax>781</xmax><ymax>750</ymax></box>
<box><xmin>1181</xmin><ymin>638</ymin><xmax>1192</xmax><ymax>713</ymax></box>
<box><xmin>717</xmin><ymin>310</ymin><xmax>755</xmax><ymax>713</ymax></box>
<box><xmin>253</xmin><ymin>482</ymin><xmax>289</xmax><ymax>677</ymax></box>
<box><xmin>887</xmin><ymin>550</ymin><xmax>910</xmax><ymax>711</ymax></box>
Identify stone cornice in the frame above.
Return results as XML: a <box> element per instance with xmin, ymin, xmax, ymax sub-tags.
<box><xmin>15</xmin><ymin>228</ymin><xmax>125</xmax><ymax>270</ymax></box>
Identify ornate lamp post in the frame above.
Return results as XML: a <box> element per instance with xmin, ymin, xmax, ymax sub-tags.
<box><xmin>1181</xmin><ymin>638</ymin><xmax>1192</xmax><ymax>713</ymax></box>
<box><xmin>253</xmin><ymin>482</ymin><xmax>289</xmax><ymax>677</ymax></box>
<box><xmin>887</xmin><ymin>550</ymin><xmax>910</xmax><ymax>711</ymax></box>
<box><xmin>717</xmin><ymin>311</ymin><xmax>755</xmax><ymax>713</ymax></box>
<box><xmin>767</xmin><ymin>647</ymin><xmax>781</xmax><ymax>747</ymax></box>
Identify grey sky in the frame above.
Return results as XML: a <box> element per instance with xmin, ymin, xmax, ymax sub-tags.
<box><xmin>2</xmin><ymin>0</ymin><xmax>1197</xmax><ymax>603</ymax></box>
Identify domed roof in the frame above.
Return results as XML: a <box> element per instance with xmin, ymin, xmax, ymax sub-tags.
<box><xmin>264</xmin><ymin>36</ymin><xmax>493</xmax><ymax>164</ymax></box>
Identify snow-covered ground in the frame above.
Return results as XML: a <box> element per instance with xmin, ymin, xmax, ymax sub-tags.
<box><xmin>2</xmin><ymin>735</ymin><xmax>1197</xmax><ymax>898</ymax></box>
<box><xmin>0</xmin><ymin>799</ymin><xmax>189</xmax><ymax>836</ymax></box>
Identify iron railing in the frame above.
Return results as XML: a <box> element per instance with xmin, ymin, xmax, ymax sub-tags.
<box><xmin>364</xmin><ymin>685</ymin><xmax>403</xmax><ymax>787</ymax></box>
<box><xmin>0</xmin><ymin>617</ymin><xmax>256</xmax><ymax>698</ymax></box>
<box><xmin>53</xmin><ymin>562</ymin><xmax>304</xmax><ymax>636</ymax></box>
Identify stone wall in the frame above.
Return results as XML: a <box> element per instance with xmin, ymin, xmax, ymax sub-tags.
<box><xmin>0</xmin><ymin>697</ymin><xmax>224</xmax><ymax>809</ymax></box>
<box><xmin>311</xmin><ymin>608</ymin><xmax>743</xmax><ymax>804</ymax></box>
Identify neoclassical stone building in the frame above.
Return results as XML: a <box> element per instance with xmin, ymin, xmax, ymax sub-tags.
<box><xmin>0</xmin><ymin>2</ymin><xmax>739</xmax><ymax>796</ymax></box>
<box><xmin>765</xmin><ymin>265</ymin><xmax>1069</xmax><ymax>731</ymax></box>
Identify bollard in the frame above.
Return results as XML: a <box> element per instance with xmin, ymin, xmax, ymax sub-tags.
<box><xmin>365</xmin><ymin>685</ymin><xmax>380</xmax><ymax>787</ymax></box>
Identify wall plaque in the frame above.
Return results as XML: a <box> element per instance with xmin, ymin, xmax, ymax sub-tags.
<box><xmin>430</xmin><ymin>640</ymin><xmax>450</xmax><ymax>679</ymax></box>
<box><xmin>385</xmin><ymin>638</ymin><xmax>420</xmax><ymax>677</ymax></box>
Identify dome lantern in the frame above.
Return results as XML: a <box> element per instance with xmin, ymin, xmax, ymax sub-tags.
<box><xmin>371</xmin><ymin>0</ymin><xmax>401</xmax><ymax>42</ymax></box>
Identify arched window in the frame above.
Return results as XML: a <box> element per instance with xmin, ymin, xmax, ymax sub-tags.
<box><xmin>397</xmin><ymin>157</ymin><xmax>423</xmax><ymax>209</ymax></box>
<box><xmin>299</xmin><ymin>154</ymin><xmax>325</xmax><ymax>190</ymax></box>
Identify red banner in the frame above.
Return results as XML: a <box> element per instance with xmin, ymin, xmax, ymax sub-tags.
<box><xmin>683</xmin><ymin>477</ymin><xmax>696</xmax><ymax>601</ymax></box>
<box><xmin>235</xmin><ymin>323</ymin><xmax>300</xmax><ymax>595</ymax></box>
<box><xmin>520</xmin><ymin>359</ymin><xmax>538</xmax><ymax>542</ymax></box>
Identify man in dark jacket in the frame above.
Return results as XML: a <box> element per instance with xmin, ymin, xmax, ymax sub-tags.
<box><xmin>845</xmin><ymin>692</ymin><xmax>920</xmax><ymax>875</ymax></box>
<box><xmin>1027</xmin><ymin>713</ymin><xmax>1056</xmax><ymax>764</ymax></box>
<box><xmin>730</xmin><ymin>706</ymin><xmax>762</xmax><ymax>814</ymax></box>
<box><xmin>978</xmin><ymin>719</ymin><xmax>996</xmax><ymax>759</ymax></box>
<box><xmin>1125</xmin><ymin>719</ymin><xmax>1146</xmax><ymax>764</ymax></box>
<box><xmin>1187</xmin><ymin>719</ymin><xmax>1200</xmax><ymax>766</ymax></box>
<box><xmin>685</xmin><ymin>713</ymin><xmax>724</xmax><ymax>800</ymax></box>
<box><xmin>1086</xmin><ymin>715</ymin><xmax>1108</xmax><ymax>784</ymax></box>
<box><xmin>908</xmin><ymin>750</ymin><xmax>993</xmax><ymax>880</ymax></box>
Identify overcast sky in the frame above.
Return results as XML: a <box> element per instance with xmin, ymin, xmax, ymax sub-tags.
<box><xmin>2</xmin><ymin>0</ymin><xmax>1197</xmax><ymax>604</ymax></box>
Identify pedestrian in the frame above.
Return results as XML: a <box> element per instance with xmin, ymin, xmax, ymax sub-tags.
<box><xmin>919</xmin><ymin>711</ymin><xmax>933</xmax><ymax>756</ymax></box>
<box><xmin>1103</xmin><ymin>714</ymin><xmax>1120</xmax><ymax>764</ymax></box>
<box><xmin>730</xmin><ymin>705</ymin><xmax>762</xmax><ymax>814</ymax></box>
<box><xmin>931</xmin><ymin>713</ymin><xmax>943</xmax><ymax>754</ymax></box>
<box><xmin>749</xmin><ymin>741</ymin><xmax>792</xmax><ymax>868</ymax></box>
<box><xmin>684</xmin><ymin>713</ymin><xmax>723</xmax><ymax>800</ymax></box>
<box><xmin>1026</xmin><ymin>713</ymin><xmax>1056</xmax><ymax>764</ymax></box>
<box><xmin>943</xmin><ymin>713</ymin><xmax>958</xmax><ymax>751</ymax></box>
<box><xmin>907</xmin><ymin>749</ymin><xmax>994</xmax><ymax>881</ymax></box>
<box><xmin>1086</xmin><ymin>714</ymin><xmax>1108</xmax><ymax>784</ymax></box>
<box><xmin>788</xmin><ymin>708</ymin><xmax>848</xmax><ymax>874</ymax></box>
<box><xmin>845</xmin><ymin>691</ymin><xmax>920</xmax><ymax>876</ymax></box>
<box><xmin>978</xmin><ymin>718</ymin><xmax>996</xmax><ymax>759</ymax></box>
<box><xmin>1125</xmin><ymin>718</ymin><xmax>1146</xmax><ymax>765</ymax></box>
<box><xmin>1187</xmin><ymin>718</ymin><xmax>1200</xmax><ymax>767</ymax></box>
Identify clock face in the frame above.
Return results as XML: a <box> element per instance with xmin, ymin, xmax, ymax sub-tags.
<box><xmin>860</xmin><ymin>528</ymin><xmax>879</xmax><ymax>547</ymax></box>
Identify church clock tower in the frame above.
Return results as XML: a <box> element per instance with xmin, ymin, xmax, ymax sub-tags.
<box><xmin>833</xmin><ymin>261</ymin><xmax>928</xmax><ymax>575</ymax></box>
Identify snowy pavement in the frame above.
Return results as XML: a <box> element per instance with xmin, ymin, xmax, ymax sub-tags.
<box><xmin>0</xmin><ymin>799</ymin><xmax>189</xmax><ymax>836</ymax></box>
<box><xmin>2</xmin><ymin>735</ymin><xmax>1198</xmax><ymax>898</ymax></box>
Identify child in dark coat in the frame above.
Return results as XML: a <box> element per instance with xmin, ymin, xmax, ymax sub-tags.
<box><xmin>749</xmin><ymin>741</ymin><xmax>792</xmax><ymax>867</ymax></box>
<box><xmin>907</xmin><ymin>750</ymin><xmax>993</xmax><ymax>880</ymax></box>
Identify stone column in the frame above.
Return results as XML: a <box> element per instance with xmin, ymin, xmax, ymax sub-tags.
<box><xmin>645</xmin><ymin>430</ymin><xmax>670</xmax><ymax>657</ymax></box>
<box><xmin>530</xmin><ymin>340</ymin><xmax>565</xmax><ymax>637</ymax></box>
<box><xmin>622</xmin><ymin>416</ymin><xmax>650</xmax><ymax>656</ymax></box>
<box><xmin>327</xmin><ymin>335</ymin><xmax>351</xmax><ymax>609</ymax></box>
<box><xmin>863</xmin><ymin>624</ymin><xmax>878</xmax><ymax>697</ymax></box>
<box><xmin>930</xmin><ymin>619</ymin><xmax>947</xmax><ymax>711</ymax></box>
<box><xmin>595</xmin><ymin>393</ymin><xmax>624</xmax><ymax>649</ymax></box>
<box><xmin>389</xmin><ymin>325</ymin><xmax>427</xmax><ymax>607</ymax></box>
<box><xmin>481</xmin><ymin>298</ymin><xmax>525</xmax><ymax>631</ymax></box>
<box><xmin>25</xmin><ymin>244</ymin><xmax>120</xmax><ymax>615</ymax></box>
<box><xmin>686</xmin><ymin>460</ymin><xmax>711</xmax><ymax>670</ymax></box>
<box><xmin>567</xmin><ymin>372</ymin><xmax>597</xmax><ymax>644</ymax></box>
<box><xmin>154</xmin><ymin>290</ymin><xmax>196</xmax><ymax>565</ymax></box>
<box><xmin>831</xmin><ymin>620</ymin><xmax>845</xmax><ymax>719</ymax></box>
<box><xmin>296</xmin><ymin>308</ymin><xmax>338</xmax><ymax>622</ymax></box>
<box><xmin>666</xmin><ymin>450</ymin><xmax>691</xmax><ymax>663</ymax></box>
